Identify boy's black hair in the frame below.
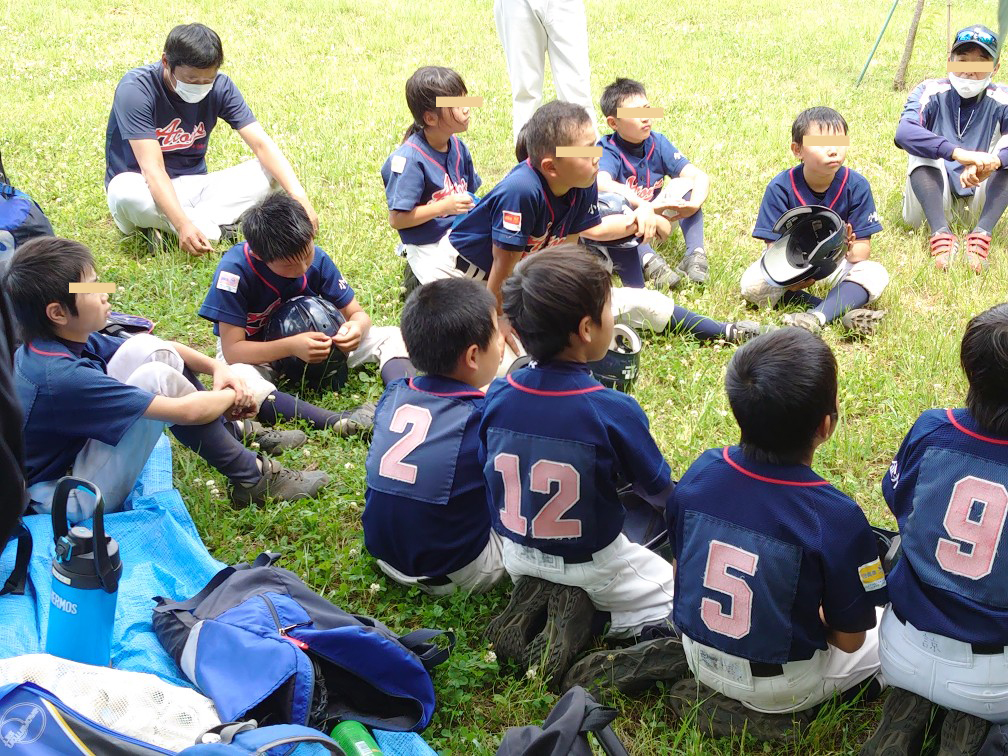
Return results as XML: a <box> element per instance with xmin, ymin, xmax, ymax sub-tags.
<box><xmin>164</xmin><ymin>23</ymin><xmax>224</xmax><ymax>70</ymax></box>
<box><xmin>725</xmin><ymin>328</ymin><xmax>838</xmax><ymax>465</ymax></box>
<box><xmin>523</xmin><ymin>100</ymin><xmax>593</xmax><ymax>168</ymax></box>
<box><xmin>791</xmin><ymin>106</ymin><xmax>849</xmax><ymax>145</ymax></box>
<box><xmin>515</xmin><ymin>122</ymin><xmax>529</xmax><ymax>162</ymax></box>
<box><xmin>600</xmin><ymin>78</ymin><xmax>647</xmax><ymax>118</ymax></box>
<box><xmin>4</xmin><ymin>237</ymin><xmax>95</xmax><ymax>342</ymax></box>
<box><xmin>403</xmin><ymin>66</ymin><xmax>467</xmax><ymax>143</ymax></box>
<box><xmin>241</xmin><ymin>193</ymin><xmax>315</xmax><ymax>263</ymax></box>
<box><xmin>952</xmin><ymin>43</ymin><xmax>995</xmax><ymax>61</ymax></box>
<box><xmin>400</xmin><ymin>279</ymin><xmax>497</xmax><ymax>376</ymax></box>
<box><xmin>503</xmin><ymin>246</ymin><xmax>611</xmax><ymax>363</ymax></box>
<box><xmin>961</xmin><ymin>303</ymin><xmax>1008</xmax><ymax>435</ymax></box>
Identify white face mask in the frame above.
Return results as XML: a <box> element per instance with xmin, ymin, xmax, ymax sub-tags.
<box><xmin>172</xmin><ymin>76</ymin><xmax>214</xmax><ymax>103</ymax></box>
<box><xmin>949</xmin><ymin>72</ymin><xmax>992</xmax><ymax>99</ymax></box>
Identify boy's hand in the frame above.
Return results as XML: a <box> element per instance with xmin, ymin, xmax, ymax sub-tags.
<box><xmin>179</xmin><ymin>221</ymin><xmax>214</xmax><ymax>256</ymax></box>
<box><xmin>212</xmin><ymin>364</ymin><xmax>254</xmax><ymax>412</ymax></box>
<box><xmin>331</xmin><ymin>320</ymin><xmax>364</xmax><ymax>353</ymax></box>
<box><xmin>292</xmin><ymin>193</ymin><xmax>320</xmax><ymax>232</ymax></box>
<box><xmin>786</xmin><ymin>277</ymin><xmax>816</xmax><ymax>292</ymax></box>
<box><xmin>439</xmin><ymin>193</ymin><xmax>475</xmax><ymax>217</ymax></box>
<box><xmin>632</xmin><ymin>204</ymin><xmax>658</xmax><ymax>242</ymax></box>
<box><xmin>291</xmin><ymin>331</ymin><xmax>334</xmax><ymax>363</ymax></box>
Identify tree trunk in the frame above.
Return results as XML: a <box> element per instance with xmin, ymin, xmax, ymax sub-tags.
<box><xmin>894</xmin><ymin>0</ymin><xmax>927</xmax><ymax>90</ymax></box>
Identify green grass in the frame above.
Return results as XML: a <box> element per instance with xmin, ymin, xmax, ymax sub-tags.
<box><xmin>3</xmin><ymin>0</ymin><xmax>1004</xmax><ymax>752</ymax></box>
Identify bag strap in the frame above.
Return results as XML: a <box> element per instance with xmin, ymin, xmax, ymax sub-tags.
<box><xmin>579</xmin><ymin>697</ymin><xmax>628</xmax><ymax>756</ymax></box>
<box><xmin>0</xmin><ymin>521</ymin><xmax>31</xmax><ymax>596</ymax></box>
<box><xmin>152</xmin><ymin>553</ymin><xmax>279</xmax><ymax>614</ymax></box>
<box><xmin>398</xmin><ymin>628</ymin><xmax>456</xmax><ymax>669</ymax></box>
<box><xmin>195</xmin><ymin>721</ymin><xmax>346</xmax><ymax>755</ymax></box>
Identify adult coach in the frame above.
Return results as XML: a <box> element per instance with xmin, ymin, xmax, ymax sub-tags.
<box><xmin>104</xmin><ymin>23</ymin><xmax>318</xmax><ymax>256</ymax></box>
<box><xmin>493</xmin><ymin>0</ymin><xmax>597</xmax><ymax>143</ymax></box>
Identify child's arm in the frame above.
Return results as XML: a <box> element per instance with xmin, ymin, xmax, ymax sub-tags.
<box><xmin>848</xmin><ymin>237</ymin><xmax>872</xmax><ymax>264</ymax></box>
<box><xmin>819</xmin><ymin>606</ymin><xmax>867</xmax><ymax>653</ymax></box>
<box><xmin>169</xmin><ymin>342</ymin><xmax>256</xmax><ymax>415</ymax></box>
<box><xmin>654</xmin><ymin>164</ymin><xmax>709</xmax><ymax>220</ymax></box>
<box><xmin>578</xmin><ymin>214</ymin><xmax>639</xmax><ymax>242</ymax></box>
<box><xmin>143</xmin><ymin>389</ymin><xmax>238</xmax><ymax>426</ymax></box>
<box><xmin>333</xmin><ymin>297</ymin><xmax>372</xmax><ymax>353</ymax></box>
<box><xmin>219</xmin><ymin>322</ymin><xmax>334</xmax><ymax>366</ymax></box>
<box><xmin>389</xmin><ymin>195</ymin><xmax>474</xmax><ymax>230</ymax></box>
<box><xmin>487</xmin><ymin>245</ymin><xmax>523</xmax><ymax>314</ymax></box>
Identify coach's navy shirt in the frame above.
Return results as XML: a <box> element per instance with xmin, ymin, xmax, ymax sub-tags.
<box><xmin>668</xmin><ymin>446</ymin><xmax>886</xmax><ymax>664</ymax></box>
<box><xmin>15</xmin><ymin>335</ymin><xmax>155</xmax><ymax>485</ymax></box>
<box><xmin>448</xmin><ymin>160</ymin><xmax>600</xmax><ymax>273</ymax></box>
<box><xmin>885</xmin><ymin>408</ymin><xmax>1008</xmax><ymax>646</ymax></box>
<box><xmin>105</xmin><ymin>62</ymin><xmax>256</xmax><ymax>186</ymax></box>
<box><xmin>364</xmin><ymin>376</ymin><xmax>491</xmax><ymax>577</ymax></box>
<box><xmin>479</xmin><ymin>361</ymin><xmax>671</xmax><ymax>560</ymax></box>
<box><xmin>381</xmin><ymin>132</ymin><xmax>481</xmax><ymax>245</ymax></box>
<box><xmin>199</xmin><ymin>243</ymin><xmax>355</xmax><ymax>339</ymax></box>
<box><xmin>598</xmin><ymin>131</ymin><xmax>690</xmax><ymax>201</ymax></box>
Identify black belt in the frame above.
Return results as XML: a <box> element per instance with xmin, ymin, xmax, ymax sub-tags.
<box><xmin>417</xmin><ymin>575</ymin><xmax>452</xmax><ymax>587</ymax></box>
<box><xmin>454</xmin><ymin>254</ymin><xmax>488</xmax><ymax>280</ymax></box>
<box><xmin>750</xmin><ymin>661</ymin><xmax>785</xmax><ymax>677</ymax></box>
<box><xmin>893</xmin><ymin>612</ymin><xmax>1004</xmax><ymax>655</ymax></box>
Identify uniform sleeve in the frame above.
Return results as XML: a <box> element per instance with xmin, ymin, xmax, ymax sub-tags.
<box><xmin>656</xmin><ymin>134</ymin><xmax>690</xmax><ymax>178</ymax></box>
<box><xmin>112</xmin><ymin>78</ymin><xmax>158</xmax><ymax>141</ymax></box>
<box><xmin>381</xmin><ymin>149</ymin><xmax>428</xmax><ymax>212</ymax></box>
<box><xmin>569</xmin><ymin>184</ymin><xmax>601</xmax><ymax>235</ymax></box>
<box><xmin>198</xmin><ymin>259</ymin><xmax>252</xmax><ymax>330</ymax></box>
<box><xmin>881</xmin><ymin>418</ymin><xmax>923</xmax><ymax>522</ymax></box>
<box><xmin>847</xmin><ymin>174</ymin><xmax>883</xmax><ymax>238</ymax></box>
<box><xmin>215</xmin><ymin>76</ymin><xmax>256</xmax><ymax>130</ymax></box>
<box><xmin>752</xmin><ymin>179</ymin><xmax>791</xmax><ymax>241</ymax></box>
<box><xmin>53</xmin><ymin>363</ymin><xmax>156</xmax><ymax>447</ymax></box>
<box><xmin>462</xmin><ymin>142</ymin><xmax>482</xmax><ymax>193</ymax></box>
<box><xmin>895</xmin><ymin>82</ymin><xmax>956</xmax><ymax>160</ymax></box>
<box><xmin>489</xmin><ymin>181</ymin><xmax>542</xmax><ymax>250</ymax></box>
<box><xmin>820</xmin><ymin>505</ymin><xmax>888</xmax><ymax>633</ymax></box>
<box><xmin>606</xmin><ymin>395</ymin><xmax>673</xmax><ymax>496</ymax></box>
<box><xmin>599</xmin><ymin>139</ymin><xmax>623</xmax><ymax>180</ymax></box>
<box><xmin>315</xmin><ymin>249</ymin><xmax>356</xmax><ymax>309</ymax></box>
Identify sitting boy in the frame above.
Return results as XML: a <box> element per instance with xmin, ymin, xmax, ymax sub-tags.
<box><xmin>479</xmin><ymin>247</ymin><xmax>677</xmax><ymax>679</ymax></box>
<box><xmin>597</xmin><ymin>77</ymin><xmax>711</xmax><ymax>287</ymax></box>
<box><xmin>199</xmin><ymin>193</ymin><xmax>416</xmax><ymax>433</ymax></box>
<box><xmin>666</xmin><ymin>328</ymin><xmax>887</xmax><ymax>724</ymax></box>
<box><xmin>861</xmin><ymin>303</ymin><xmax>1008</xmax><ymax>754</ymax></box>
<box><xmin>363</xmin><ymin>278</ymin><xmax>505</xmax><ymax>595</ymax></box>
<box><xmin>895</xmin><ymin>25</ymin><xmax>1008</xmax><ymax>272</ymax></box>
<box><xmin>741</xmin><ymin>107</ymin><xmax>889</xmax><ymax>336</ymax></box>
<box><xmin>6</xmin><ymin>237</ymin><xmax>328</xmax><ymax>520</ymax></box>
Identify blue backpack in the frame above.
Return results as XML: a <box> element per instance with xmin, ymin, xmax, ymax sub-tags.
<box><xmin>153</xmin><ymin>553</ymin><xmax>454</xmax><ymax>734</ymax></box>
<box><xmin>0</xmin><ymin>150</ymin><xmax>54</xmax><ymax>261</ymax></box>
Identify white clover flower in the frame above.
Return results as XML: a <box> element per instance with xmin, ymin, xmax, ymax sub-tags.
<box><xmin>250</xmin><ymin>442</ymin><xmax>260</xmax><ymax>450</ymax></box>
<box><xmin>205</xmin><ymin>480</ymin><xmax>215</xmax><ymax>488</ymax></box>
<box><xmin>484</xmin><ymin>651</ymin><xmax>497</xmax><ymax>664</ymax></box>
<box><xmin>302</xmin><ymin>449</ymin><xmax>311</xmax><ymax>457</ymax></box>
<box><xmin>525</xmin><ymin>665</ymin><xmax>538</xmax><ymax>680</ymax></box>
<box><xmin>344</xmin><ymin>463</ymin><xmax>354</xmax><ymax>470</ymax></box>
<box><xmin>348</xmin><ymin>547</ymin><xmax>360</xmax><ymax>558</ymax></box>
<box><xmin>368</xmin><ymin>583</ymin><xmax>381</xmax><ymax>594</ymax></box>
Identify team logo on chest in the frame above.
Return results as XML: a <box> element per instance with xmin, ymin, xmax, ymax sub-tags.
<box><xmin>156</xmin><ymin>118</ymin><xmax>207</xmax><ymax>152</ymax></box>
<box><xmin>527</xmin><ymin>225</ymin><xmax>567</xmax><ymax>254</ymax></box>
<box><xmin>429</xmin><ymin>174</ymin><xmax>469</xmax><ymax>203</ymax></box>
<box><xmin>624</xmin><ymin>176</ymin><xmax>663</xmax><ymax>201</ymax></box>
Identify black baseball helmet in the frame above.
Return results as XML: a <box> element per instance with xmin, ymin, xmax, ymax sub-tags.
<box><xmin>587</xmin><ymin>324</ymin><xmax>642</xmax><ymax>392</ymax></box>
<box><xmin>582</xmin><ymin>192</ymin><xmax>640</xmax><ymax>256</ymax></box>
<box><xmin>264</xmin><ymin>295</ymin><xmax>349</xmax><ymax>390</ymax></box>
<box><xmin>760</xmin><ymin>205</ymin><xmax>847</xmax><ymax>287</ymax></box>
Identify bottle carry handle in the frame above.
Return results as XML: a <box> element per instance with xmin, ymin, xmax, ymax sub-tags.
<box><xmin>50</xmin><ymin>476</ymin><xmax>118</xmax><ymax>594</ymax></box>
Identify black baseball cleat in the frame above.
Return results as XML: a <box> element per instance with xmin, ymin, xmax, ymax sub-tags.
<box><xmin>859</xmin><ymin>687</ymin><xmax>933</xmax><ymax>756</ymax></box>
<box><xmin>487</xmin><ymin>577</ymin><xmax>555</xmax><ymax>669</ymax></box>
<box><xmin>936</xmin><ymin>708</ymin><xmax>991</xmax><ymax>756</ymax></box>
<box><xmin>524</xmin><ymin>583</ymin><xmax>596</xmax><ymax>692</ymax></box>
<box><xmin>562</xmin><ymin>636</ymin><xmax>689</xmax><ymax>698</ymax></box>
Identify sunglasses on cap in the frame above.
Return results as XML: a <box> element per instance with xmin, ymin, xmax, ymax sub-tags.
<box><xmin>956</xmin><ymin>29</ymin><xmax>997</xmax><ymax>47</ymax></box>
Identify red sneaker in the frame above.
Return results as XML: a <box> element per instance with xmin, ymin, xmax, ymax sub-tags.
<box><xmin>929</xmin><ymin>232</ymin><xmax>958</xmax><ymax>271</ymax></box>
<box><xmin>963</xmin><ymin>231</ymin><xmax>992</xmax><ymax>274</ymax></box>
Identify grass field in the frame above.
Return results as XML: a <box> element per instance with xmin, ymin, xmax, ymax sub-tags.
<box><xmin>3</xmin><ymin>0</ymin><xmax>1004</xmax><ymax>752</ymax></box>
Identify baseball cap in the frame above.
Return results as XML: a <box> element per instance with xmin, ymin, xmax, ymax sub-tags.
<box><xmin>952</xmin><ymin>25</ymin><xmax>999</xmax><ymax>60</ymax></box>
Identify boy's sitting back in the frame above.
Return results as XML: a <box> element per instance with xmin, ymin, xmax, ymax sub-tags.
<box><xmin>479</xmin><ymin>246</ymin><xmax>676</xmax><ymax>641</ymax></box>
<box><xmin>363</xmin><ymin>278</ymin><xmax>505</xmax><ymax>595</ymax></box>
<box><xmin>667</xmin><ymin>328</ymin><xmax>887</xmax><ymax>715</ymax></box>
<box><xmin>862</xmin><ymin>304</ymin><xmax>1008</xmax><ymax>751</ymax></box>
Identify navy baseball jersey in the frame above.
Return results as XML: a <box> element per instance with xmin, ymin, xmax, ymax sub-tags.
<box><xmin>668</xmin><ymin>446</ymin><xmax>886</xmax><ymax>664</ymax></box>
<box><xmin>884</xmin><ymin>408</ymin><xmax>1008</xmax><ymax>646</ymax></box>
<box><xmin>753</xmin><ymin>165</ymin><xmax>883</xmax><ymax>243</ymax></box>
<box><xmin>15</xmin><ymin>335</ymin><xmax>156</xmax><ymax>486</ymax></box>
<box><xmin>448</xmin><ymin>160</ymin><xmax>601</xmax><ymax>274</ymax></box>
<box><xmin>105</xmin><ymin>62</ymin><xmax>256</xmax><ymax>186</ymax></box>
<box><xmin>363</xmin><ymin>376</ymin><xmax>491</xmax><ymax>577</ymax></box>
<box><xmin>478</xmin><ymin>361</ymin><xmax>672</xmax><ymax>560</ymax></box>
<box><xmin>598</xmin><ymin>131</ymin><xmax>690</xmax><ymax>201</ymax></box>
<box><xmin>380</xmin><ymin>133</ymin><xmax>481</xmax><ymax>246</ymax></box>
<box><xmin>198</xmin><ymin>243</ymin><xmax>354</xmax><ymax>339</ymax></box>
<box><xmin>896</xmin><ymin>80</ymin><xmax>1008</xmax><ymax>198</ymax></box>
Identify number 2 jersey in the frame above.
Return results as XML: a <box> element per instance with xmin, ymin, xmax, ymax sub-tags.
<box><xmin>884</xmin><ymin>408</ymin><xmax>1008</xmax><ymax>646</ymax></box>
<box><xmin>478</xmin><ymin>361</ymin><xmax>673</xmax><ymax>560</ymax></box>
<box><xmin>363</xmin><ymin>376</ymin><xmax>491</xmax><ymax>577</ymax></box>
<box><xmin>668</xmin><ymin>446</ymin><xmax>887</xmax><ymax>664</ymax></box>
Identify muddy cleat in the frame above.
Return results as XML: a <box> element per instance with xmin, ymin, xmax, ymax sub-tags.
<box><xmin>936</xmin><ymin>708</ymin><xmax>990</xmax><ymax>756</ymax></box>
<box><xmin>859</xmin><ymin>687</ymin><xmax>933</xmax><ymax>756</ymax></box>
<box><xmin>963</xmin><ymin>232</ymin><xmax>992</xmax><ymax>274</ymax></box>
<box><xmin>401</xmin><ymin>263</ymin><xmax>422</xmax><ymax>301</ymax></box>
<box><xmin>677</xmin><ymin>248</ymin><xmax>709</xmax><ymax>284</ymax></box>
<box><xmin>525</xmin><ymin>583</ymin><xmax>596</xmax><ymax>691</ymax></box>
<box><xmin>140</xmin><ymin>228</ymin><xmax>166</xmax><ymax>255</ymax></box>
<box><xmin>563</xmin><ymin>637</ymin><xmax>689</xmax><ymax>698</ymax></box>
<box><xmin>930</xmin><ymin>232</ymin><xmax>959</xmax><ymax>271</ymax></box>
<box><xmin>240</xmin><ymin>420</ymin><xmax>307</xmax><ymax>454</ymax></box>
<box><xmin>643</xmin><ymin>253</ymin><xmax>682</xmax><ymax>290</ymax></box>
<box><xmin>330</xmin><ymin>402</ymin><xmax>376</xmax><ymax>438</ymax></box>
<box><xmin>726</xmin><ymin>320</ymin><xmax>776</xmax><ymax>344</ymax></box>
<box><xmin>230</xmin><ymin>454</ymin><xmax>330</xmax><ymax>508</ymax></box>
<box><xmin>218</xmin><ymin>222</ymin><xmax>243</xmax><ymax>245</ymax></box>
<box><xmin>841</xmin><ymin>308</ymin><xmax>887</xmax><ymax>337</ymax></box>
<box><xmin>782</xmin><ymin>311</ymin><xmax>824</xmax><ymax>334</ymax></box>
<box><xmin>487</xmin><ymin>577</ymin><xmax>556</xmax><ymax>668</ymax></box>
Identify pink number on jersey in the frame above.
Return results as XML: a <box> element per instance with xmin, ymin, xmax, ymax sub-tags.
<box><xmin>377</xmin><ymin>404</ymin><xmax>433</xmax><ymax>484</ymax></box>
<box><xmin>494</xmin><ymin>453</ymin><xmax>528</xmax><ymax>536</ymax></box>
<box><xmin>700</xmin><ymin>540</ymin><xmax>759</xmax><ymax>639</ymax></box>
<box><xmin>529</xmin><ymin>460</ymin><xmax>582</xmax><ymax>539</ymax></box>
<box><xmin>936</xmin><ymin>476</ymin><xmax>1008</xmax><ymax>579</ymax></box>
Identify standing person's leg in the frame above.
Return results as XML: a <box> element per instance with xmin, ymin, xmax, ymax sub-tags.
<box><xmin>495</xmin><ymin>0</ymin><xmax>549</xmax><ymax>144</ymax></box>
<box><xmin>542</xmin><ymin>0</ymin><xmax>597</xmax><ymax>135</ymax></box>
<box><xmin>105</xmin><ymin>172</ymin><xmax>220</xmax><ymax>241</ymax></box>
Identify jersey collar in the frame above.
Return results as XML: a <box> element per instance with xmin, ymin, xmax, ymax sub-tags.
<box><xmin>721</xmin><ymin>445</ymin><xmax>830</xmax><ymax>487</ymax></box>
<box><xmin>946</xmin><ymin>408</ymin><xmax>1008</xmax><ymax>446</ymax></box>
<box><xmin>242</xmin><ymin>243</ymin><xmax>309</xmax><ymax>297</ymax></box>
<box><xmin>506</xmin><ymin>360</ymin><xmax>605</xmax><ymax>397</ymax></box>
<box><xmin>408</xmin><ymin>375</ymin><xmax>484</xmax><ymax>398</ymax></box>
<box><xmin>789</xmin><ymin>164</ymin><xmax>849</xmax><ymax>211</ymax></box>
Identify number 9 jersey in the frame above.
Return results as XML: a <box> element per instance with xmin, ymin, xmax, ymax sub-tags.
<box><xmin>884</xmin><ymin>408</ymin><xmax>1008</xmax><ymax>647</ymax></box>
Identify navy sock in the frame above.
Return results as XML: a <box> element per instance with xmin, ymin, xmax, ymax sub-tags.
<box><xmin>680</xmin><ymin>206</ymin><xmax>705</xmax><ymax>254</ymax></box>
<box><xmin>258</xmin><ymin>390</ymin><xmax>356</xmax><ymax>430</ymax></box>
<box><xmin>667</xmin><ymin>304</ymin><xmax>727</xmax><ymax>341</ymax></box>
<box><xmin>976</xmin><ymin>168</ymin><xmax>1008</xmax><ymax>235</ymax></box>
<box><xmin>380</xmin><ymin>357</ymin><xmax>416</xmax><ymax>385</ymax></box>
<box><xmin>780</xmin><ymin>290</ymin><xmax>822</xmax><ymax>308</ymax></box>
<box><xmin>170</xmin><ymin>418</ymin><xmax>261</xmax><ymax>486</ymax></box>
<box><xmin>609</xmin><ymin>245</ymin><xmax>645</xmax><ymax>287</ymax></box>
<box><xmin>812</xmin><ymin>281</ymin><xmax>870</xmax><ymax>323</ymax></box>
<box><xmin>909</xmin><ymin>166</ymin><xmax>950</xmax><ymax>233</ymax></box>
